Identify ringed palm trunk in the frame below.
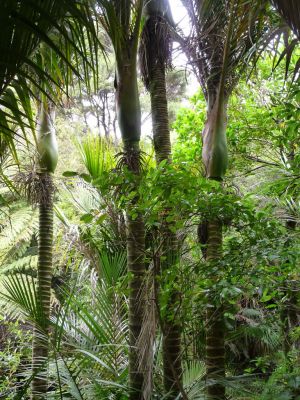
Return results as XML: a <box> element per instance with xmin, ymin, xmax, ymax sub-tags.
<box><xmin>281</xmin><ymin>166</ymin><xmax>298</xmax><ymax>356</ymax></box>
<box><xmin>202</xmin><ymin>94</ymin><xmax>228</xmax><ymax>400</ymax></box>
<box><xmin>140</xmin><ymin>1</ymin><xmax>183</xmax><ymax>396</ymax></box>
<box><xmin>31</xmin><ymin>103</ymin><xmax>58</xmax><ymax>399</ymax></box>
<box><xmin>150</xmin><ymin>62</ymin><xmax>182</xmax><ymax>398</ymax></box>
<box><xmin>205</xmin><ymin>220</ymin><xmax>225</xmax><ymax>400</ymax></box>
<box><xmin>31</xmin><ymin>174</ymin><xmax>54</xmax><ymax>398</ymax></box>
<box><xmin>149</xmin><ymin>47</ymin><xmax>172</xmax><ymax>165</ymax></box>
<box><xmin>182</xmin><ymin>2</ymin><xmax>267</xmax><ymax>398</ymax></box>
<box><xmin>116</xmin><ymin>57</ymin><xmax>146</xmax><ymax>400</ymax></box>
<box><xmin>280</xmin><ymin>148</ymin><xmax>299</xmax><ymax>354</ymax></box>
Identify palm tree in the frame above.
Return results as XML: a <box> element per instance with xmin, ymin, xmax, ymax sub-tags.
<box><xmin>270</xmin><ymin>1</ymin><xmax>300</xmax><ymax>78</ymax></box>
<box><xmin>31</xmin><ymin>100</ymin><xmax>58</xmax><ymax>399</ymax></box>
<box><xmin>94</xmin><ymin>1</ymin><xmax>146</xmax><ymax>398</ymax></box>
<box><xmin>182</xmin><ymin>1</ymin><xmax>267</xmax><ymax>398</ymax></box>
<box><xmin>0</xmin><ymin>1</ymin><xmax>146</xmax><ymax>397</ymax></box>
<box><xmin>139</xmin><ymin>1</ymin><xmax>183</xmax><ymax>398</ymax></box>
<box><xmin>140</xmin><ymin>0</ymin><xmax>174</xmax><ymax>164</ymax></box>
<box><xmin>0</xmin><ymin>3</ymin><xmax>98</xmax><ymax>395</ymax></box>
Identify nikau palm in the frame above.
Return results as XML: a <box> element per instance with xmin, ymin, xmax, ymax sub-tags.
<box><xmin>0</xmin><ymin>4</ymin><xmax>97</xmax><ymax>393</ymax></box>
<box><xmin>140</xmin><ymin>1</ymin><xmax>183</xmax><ymax>398</ymax></box>
<box><xmin>95</xmin><ymin>1</ymin><xmax>146</xmax><ymax>398</ymax></box>
<box><xmin>182</xmin><ymin>0</ymin><xmax>267</xmax><ymax>398</ymax></box>
<box><xmin>31</xmin><ymin>101</ymin><xmax>58</xmax><ymax>399</ymax></box>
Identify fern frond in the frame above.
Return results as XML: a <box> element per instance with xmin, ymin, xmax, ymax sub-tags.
<box><xmin>0</xmin><ymin>205</ymin><xmax>38</xmax><ymax>263</ymax></box>
<box><xmin>2</xmin><ymin>254</ymin><xmax>38</xmax><ymax>274</ymax></box>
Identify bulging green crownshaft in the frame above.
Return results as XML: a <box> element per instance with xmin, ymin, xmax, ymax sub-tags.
<box><xmin>37</xmin><ymin>103</ymin><xmax>58</xmax><ymax>173</ymax></box>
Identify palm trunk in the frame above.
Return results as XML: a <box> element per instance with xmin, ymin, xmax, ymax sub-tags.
<box><xmin>150</xmin><ymin>62</ymin><xmax>171</xmax><ymax>164</ymax></box>
<box><xmin>281</xmin><ymin>217</ymin><xmax>298</xmax><ymax>356</ymax></box>
<box><xmin>205</xmin><ymin>220</ymin><xmax>225</xmax><ymax>400</ymax></box>
<box><xmin>127</xmin><ymin>207</ymin><xmax>146</xmax><ymax>399</ymax></box>
<box><xmin>31</xmin><ymin>102</ymin><xmax>57</xmax><ymax>399</ymax></box>
<box><xmin>140</xmin><ymin>1</ymin><xmax>183</xmax><ymax>392</ymax></box>
<box><xmin>149</xmin><ymin>62</ymin><xmax>182</xmax><ymax>397</ymax></box>
<box><xmin>31</xmin><ymin>172</ymin><xmax>54</xmax><ymax>399</ymax></box>
<box><xmin>116</xmin><ymin>60</ymin><xmax>146</xmax><ymax>400</ymax></box>
<box><xmin>202</xmin><ymin>97</ymin><xmax>228</xmax><ymax>400</ymax></box>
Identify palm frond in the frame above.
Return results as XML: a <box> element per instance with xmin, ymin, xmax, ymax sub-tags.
<box><xmin>97</xmin><ymin>248</ymin><xmax>127</xmax><ymax>285</ymax></box>
<box><xmin>184</xmin><ymin>0</ymin><xmax>269</xmax><ymax>100</ymax></box>
<box><xmin>272</xmin><ymin>0</ymin><xmax>300</xmax><ymax>40</ymax></box>
<box><xmin>0</xmin><ymin>0</ymin><xmax>100</xmax><ymax>96</ymax></box>
<box><xmin>0</xmin><ymin>273</ymin><xmax>45</xmax><ymax>327</ymax></box>
<box><xmin>182</xmin><ymin>361</ymin><xmax>206</xmax><ymax>399</ymax></box>
<box><xmin>52</xmin><ymin>268</ymin><xmax>129</xmax><ymax>397</ymax></box>
<box><xmin>0</xmin><ymin>0</ymin><xmax>102</xmax><ymax>161</ymax></box>
<box><xmin>77</xmin><ymin>135</ymin><xmax>115</xmax><ymax>180</ymax></box>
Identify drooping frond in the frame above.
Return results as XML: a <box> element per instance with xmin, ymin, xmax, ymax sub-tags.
<box><xmin>0</xmin><ymin>1</ymin><xmax>101</xmax><ymax>160</ymax></box>
<box><xmin>0</xmin><ymin>0</ymin><xmax>100</xmax><ymax>96</ymax></box>
<box><xmin>183</xmin><ymin>0</ymin><xmax>268</xmax><ymax>101</ymax></box>
<box><xmin>96</xmin><ymin>0</ymin><xmax>144</xmax><ymax>63</ymax></box>
<box><xmin>272</xmin><ymin>0</ymin><xmax>300</xmax><ymax>40</ymax></box>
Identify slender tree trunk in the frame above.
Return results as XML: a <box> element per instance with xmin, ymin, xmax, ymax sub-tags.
<box><xmin>205</xmin><ymin>220</ymin><xmax>225</xmax><ymax>400</ymax></box>
<box><xmin>149</xmin><ymin>61</ymin><xmax>182</xmax><ymax>397</ymax></box>
<box><xmin>31</xmin><ymin>173</ymin><xmax>54</xmax><ymax>399</ymax></box>
<box><xmin>139</xmin><ymin>0</ymin><xmax>183</xmax><ymax>390</ymax></box>
<box><xmin>201</xmin><ymin>93</ymin><xmax>228</xmax><ymax>400</ymax></box>
<box><xmin>127</xmin><ymin>211</ymin><xmax>146</xmax><ymax>398</ymax></box>
<box><xmin>281</xmin><ymin>218</ymin><xmax>298</xmax><ymax>356</ymax></box>
<box><xmin>150</xmin><ymin>63</ymin><xmax>171</xmax><ymax>164</ymax></box>
<box><xmin>116</xmin><ymin>60</ymin><xmax>146</xmax><ymax>400</ymax></box>
<box><xmin>280</xmin><ymin>148</ymin><xmax>299</xmax><ymax>356</ymax></box>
